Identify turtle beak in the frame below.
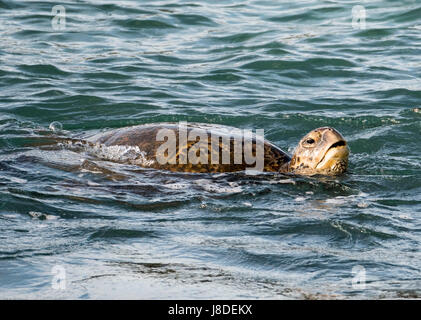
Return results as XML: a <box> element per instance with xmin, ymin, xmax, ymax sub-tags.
<box><xmin>315</xmin><ymin>129</ymin><xmax>349</xmax><ymax>173</ymax></box>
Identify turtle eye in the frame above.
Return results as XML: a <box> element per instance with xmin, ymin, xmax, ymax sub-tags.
<box><xmin>306</xmin><ymin>138</ymin><xmax>315</xmax><ymax>144</ymax></box>
<box><xmin>301</xmin><ymin>137</ymin><xmax>316</xmax><ymax>148</ymax></box>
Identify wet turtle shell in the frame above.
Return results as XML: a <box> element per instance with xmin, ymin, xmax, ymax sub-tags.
<box><xmin>87</xmin><ymin>123</ymin><xmax>291</xmax><ymax>173</ymax></box>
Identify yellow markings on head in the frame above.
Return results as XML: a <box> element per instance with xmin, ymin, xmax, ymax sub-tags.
<box><xmin>290</xmin><ymin>127</ymin><xmax>349</xmax><ymax>175</ymax></box>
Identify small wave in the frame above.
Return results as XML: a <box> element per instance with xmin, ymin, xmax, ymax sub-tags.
<box><xmin>242</xmin><ymin>57</ymin><xmax>355</xmax><ymax>71</ymax></box>
<box><xmin>18</xmin><ymin>64</ymin><xmax>70</xmax><ymax>76</ymax></box>
<box><xmin>89</xmin><ymin>227</ymin><xmax>157</xmax><ymax>240</ymax></box>
<box><xmin>114</xmin><ymin>18</ymin><xmax>176</xmax><ymax>29</ymax></box>
<box><xmin>386</xmin><ymin>6</ymin><xmax>421</xmax><ymax>23</ymax></box>
<box><xmin>174</xmin><ymin>14</ymin><xmax>217</xmax><ymax>27</ymax></box>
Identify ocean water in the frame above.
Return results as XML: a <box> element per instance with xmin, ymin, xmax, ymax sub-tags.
<box><xmin>0</xmin><ymin>0</ymin><xmax>420</xmax><ymax>299</ymax></box>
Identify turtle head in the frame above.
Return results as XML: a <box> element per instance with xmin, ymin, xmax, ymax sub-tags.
<box><xmin>288</xmin><ymin>127</ymin><xmax>349</xmax><ymax>175</ymax></box>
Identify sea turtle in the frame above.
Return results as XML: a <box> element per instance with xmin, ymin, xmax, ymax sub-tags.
<box><xmin>80</xmin><ymin>122</ymin><xmax>349</xmax><ymax>175</ymax></box>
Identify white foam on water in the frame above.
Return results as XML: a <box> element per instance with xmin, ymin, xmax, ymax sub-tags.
<box><xmin>87</xmin><ymin>143</ymin><xmax>155</xmax><ymax>167</ymax></box>
<box><xmin>28</xmin><ymin>211</ymin><xmax>58</xmax><ymax>220</ymax></box>
<box><xmin>357</xmin><ymin>202</ymin><xmax>369</xmax><ymax>208</ymax></box>
<box><xmin>2</xmin><ymin>214</ymin><xmax>20</xmax><ymax>219</ymax></box>
<box><xmin>398</xmin><ymin>214</ymin><xmax>413</xmax><ymax>220</ymax></box>
<box><xmin>268</xmin><ymin>179</ymin><xmax>296</xmax><ymax>185</ymax></box>
<box><xmin>7</xmin><ymin>176</ymin><xmax>27</xmax><ymax>184</ymax></box>
<box><xmin>49</xmin><ymin>121</ymin><xmax>63</xmax><ymax>132</ymax></box>
<box><xmin>194</xmin><ymin>179</ymin><xmax>243</xmax><ymax>193</ymax></box>
<box><xmin>325</xmin><ymin>197</ymin><xmax>348</xmax><ymax>205</ymax></box>
<box><xmin>318</xmin><ymin>192</ymin><xmax>372</xmax><ymax>209</ymax></box>
<box><xmin>87</xmin><ymin>180</ymin><xmax>101</xmax><ymax>186</ymax></box>
<box><xmin>164</xmin><ymin>183</ymin><xmax>189</xmax><ymax>190</ymax></box>
<box><xmin>80</xmin><ymin>169</ymin><xmax>102</xmax><ymax>174</ymax></box>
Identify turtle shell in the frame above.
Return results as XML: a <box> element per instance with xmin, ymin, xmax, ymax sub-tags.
<box><xmin>87</xmin><ymin>123</ymin><xmax>291</xmax><ymax>173</ymax></box>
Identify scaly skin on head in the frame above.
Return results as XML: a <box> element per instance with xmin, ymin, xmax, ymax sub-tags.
<box><xmin>288</xmin><ymin>127</ymin><xmax>349</xmax><ymax>175</ymax></box>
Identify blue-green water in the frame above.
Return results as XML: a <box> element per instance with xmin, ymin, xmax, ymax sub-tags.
<box><xmin>1</xmin><ymin>0</ymin><xmax>420</xmax><ymax>299</ymax></box>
